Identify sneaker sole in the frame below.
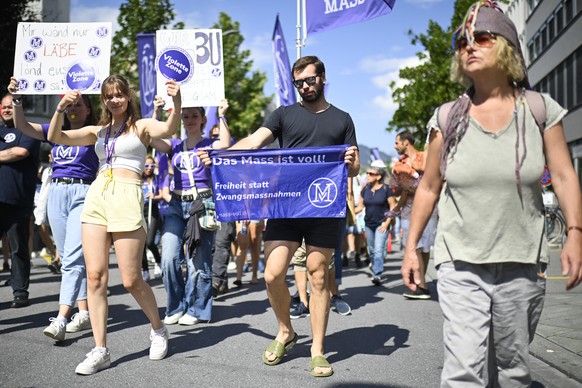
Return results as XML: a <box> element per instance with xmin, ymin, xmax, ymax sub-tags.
<box><xmin>290</xmin><ymin>313</ymin><xmax>310</xmax><ymax>320</ymax></box>
<box><xmin>43</xmin><ymin>329</ymin><xmax>65</xmax><ymax>342</ymax></box>
<box><xmin>66</xmin><ymin>325</ymin><xmax>91</xmax><ymax>333</ymax></box>
<box><xmin>75</xmin><ymin>359</ymin><xmax>111</xmax><ymax>375</ymax></box>
<box><xmin>402</xmin><ymin>294</ymin><xmax>431</xmax><ymax>300</ymax></box>
<box><xmin>149</xmin><ymin>348</ymin><xmax>168</xmax><ymax>360</ymax></box>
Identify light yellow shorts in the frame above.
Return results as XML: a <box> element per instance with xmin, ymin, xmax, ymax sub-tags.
<box><xmin>81</xmin><ymin>173</ymin><xmax>147</xmax><ymax>233</ymax></box>
<box><xmin>291</xmin><ymin>240</ymin><xmax>335</xmax><ymax>272</ymax></box>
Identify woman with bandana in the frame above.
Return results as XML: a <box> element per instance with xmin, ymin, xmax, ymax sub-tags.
<box><xmin>401</xmin><ymin>2</ymin><xmax>582</xmax><ymax>386</ymax></box>
<box><xmin>47</xmin><ymin>75</ymin><xmax>181</xmax><ymax>375</ymax></box>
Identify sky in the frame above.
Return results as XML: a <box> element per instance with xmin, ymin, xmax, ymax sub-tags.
<box><xmin>70</xmin><ymin>0</ymin><xmax>454</xmax><ymax>160</ymax></box>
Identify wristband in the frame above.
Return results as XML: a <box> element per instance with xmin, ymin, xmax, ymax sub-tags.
<box><xmin>566</xmin><ymin>226</ymin><xmax>582</xmax><ymax>236</ymax></box>
<box><xmin>12</xmin><ymin>98</ymin><xmax>22</xmax><ymax>106</ymax></box>
<box><xmin>219</xmin><ymin>115</ymin><xmax>227</xmax><ymax>123</ymax></box>
<box><xmin>56</xmin><ymin>107</ymin><xmax>67</xmax><ymax>114</ymax></box>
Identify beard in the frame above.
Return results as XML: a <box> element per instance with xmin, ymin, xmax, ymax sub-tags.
<box><xmin>299</xmin><ymin>83</ymin><xmax>323</xmax><ymax>103</ymax></box>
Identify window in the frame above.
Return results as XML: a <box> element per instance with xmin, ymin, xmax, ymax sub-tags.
<box><xmin>548</xmin><ymin>16</ymin><xmax>555</xmax><ymax>42</ymax></box>
<box><xmin>566</xmin><ymin>56</ymin><xmax>574</xmax><ymax>109</ymax></box>
<box><xmin>556</xmin><ymin>6</ymin><xmax>564</xmax><ymax>33</ymax></box>
<box><xmin>528</xmin><ymin>41</ymin><xmax>535</xmax><ymax>62</ymax></box>
<box><xmin>565</xmin><ymin>0</ymin><xmax>573</xmax><ymax>22</ymax></box>
<box><xmin>540</xmin><ymin>26</ymin><xmax>547</xmax><ymax>50</ymax></box>
<box><xmin>577</xmin><ymin>47</ymin><xmax>582</xmax><ymax>105</ymax></box>
<box><xmin>556</xmin><ymin>63</ymin><xmax>565</xmax><ymax>107</ymax></box>
<box><xmin>534</xmin><ymin>33</ymin><xmax>541</xmax><ymax>56</ymax></box>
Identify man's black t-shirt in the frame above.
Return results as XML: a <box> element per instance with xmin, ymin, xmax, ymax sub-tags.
<box><xmin>0</xmin><ymin>124</ymin><xmax>40</xmax><ymax>208</ymax></box>
<box><xmin>263</xmin><ymin>103</ymin><xmax>357</xmax><ymax>148</ymax></box>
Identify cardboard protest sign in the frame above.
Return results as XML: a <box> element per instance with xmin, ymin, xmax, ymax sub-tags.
<box><xmin>13</xmin><ymin>22</ymin><xmax>112</xmax><ymax>94</ymax></box>
<box><xmin>155</xmin><ymin>29</ymin><xmax>225</xmax><ymax>108</ymax></box>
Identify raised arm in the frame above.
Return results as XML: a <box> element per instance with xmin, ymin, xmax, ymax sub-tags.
<box><xmin>143</xmin><ymin>80</ymin><xmax>182</xmax><ymax>139</ymax></box>
<box><xmin>151</xmin><ymin>95</ymin><xmax>166</xmax><ymax>119</ymax></box>
<box><xmin>48</xmin><ymin>91</ymin><xmax>98</xmax><ymax>146</ymax></box>
<box><xmin>212</xmin><ymin>99</ymin><xmax>232</xmax><ymax>150</ymax></box>
<box><xmin>544</xmin><ymin>122</ymin><xmax>582</xmax><ymax>290</ymax></box>
<box><xmin>8</xmin><ymin>77</ymin><xmax>44</xmax><ymax>140</ymax></box>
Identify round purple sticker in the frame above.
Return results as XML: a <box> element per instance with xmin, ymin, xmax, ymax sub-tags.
<box><xmin>65</xmin><ymin>62</ymin><xmax>98</xmax><ymax>91</ymax></box>
<box><xmin>155</xmin><ymin>47</ymin><xmax>193</xmax><ymax>84</ymax></box>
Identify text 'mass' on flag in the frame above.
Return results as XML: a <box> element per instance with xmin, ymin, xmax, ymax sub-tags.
<box><xmin>304</xmin><ymin>0</ymin><xmax>396</xmax><ymax>36</ymax></box>
<box><xmin>272</xmin><ymin>15</ymin><xmax>297</xmax><ymax>107</ymax></box>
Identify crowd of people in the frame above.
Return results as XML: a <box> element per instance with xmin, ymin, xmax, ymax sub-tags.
<box><xmin>1</xmin><ymin>1</ymin><xmax>581</xmax><ymax>384</ymax></box>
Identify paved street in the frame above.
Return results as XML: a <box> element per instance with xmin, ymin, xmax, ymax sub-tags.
<box><xmin>1</xmin><ymin>246</ymin><xmax>580</xmax><ymax>387</ymax></box>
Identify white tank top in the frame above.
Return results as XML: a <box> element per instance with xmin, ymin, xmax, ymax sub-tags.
<box><xmin>95</xmin><ymin>128</ymin><xmax>147</xmax><ymax>174</ymax></box>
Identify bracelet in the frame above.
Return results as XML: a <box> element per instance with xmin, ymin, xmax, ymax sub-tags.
<box><xmin>219</xmin><ymin>115</ymin><xmax>227</xmax><ymax>123</ymax></box>
<box><xmin>12</xmin><ymin>98</ymin><xmax>22</xmax><ymax>106</ymax></box>
<box><xmin>566</xmin><ymin>226</ymin><xmax>582</xmax><ymax>236</ymax></box>
<box><xmin>56</xmin><ymin>107</ymin><xmax>67</xmax><ymax>114</ymax></box>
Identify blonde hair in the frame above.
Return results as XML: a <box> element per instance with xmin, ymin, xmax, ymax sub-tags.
<box><xmin>450</xmin><ymin>35</ymin><xmax>526</xmax><ymax>87</ymax></box>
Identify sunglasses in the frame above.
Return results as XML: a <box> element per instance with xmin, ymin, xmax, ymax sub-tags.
<box><xmin>144</xmin><ymin>164</ymin><xmax>156</xmax><ymax>168</ymax></box>
<box><xmin>455</xmin><ymin>31</ymin><xmax>496</xmax><ymax>54</ymax></box>
<box><xmin>366</xmin><ymin>171</ymin><xmax>379</xmax><ymax>176</ymax></box>
<box><xmin>292</xmin><ymin>74</ymin><xmax>322</xmax><ymax>89</ymax></box>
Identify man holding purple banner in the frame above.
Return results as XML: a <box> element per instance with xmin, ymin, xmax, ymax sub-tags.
<box><xmin>202</xmin><ymin>56</ymin><xmax>359</xmax><ymax>377</ymax></box>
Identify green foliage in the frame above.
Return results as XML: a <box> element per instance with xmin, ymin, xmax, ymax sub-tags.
<box><xmin>212</xmin><ymin>13</ymin><xmax>272</xmax><ymax>140</ymax></box>
<box><xmin>0</xmin><ymin>0</ymin><xmax>40</xmax><ymax>94</ymax></box>
<box><xmin>387</xmin><ymin>0</ymin><xmax>476</xmax><ymax>145</ymax></box>
<box><xmin>111</xmin><ymin>0</ymin><xmax>183</xmax><ymax>89</ymax></box>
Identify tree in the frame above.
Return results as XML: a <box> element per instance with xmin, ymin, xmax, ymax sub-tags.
<box><xmin>0</xmin><ymin>0</ymin><xmax>40</xmax><ymax>94</ymax></box>
<box><xmin>212</xmin><ymin>13</ymin><xmax>272</xmax><ymax>140</ymax></box>
<box><xmin>111</xmin><ymin>0</ymin><xmax>184</xmax><ymax>89</ymax></box>
<box><xmin>387</xmin><ymin>0</ymin><xmax>475</xmax><ymax>145</ymax></box>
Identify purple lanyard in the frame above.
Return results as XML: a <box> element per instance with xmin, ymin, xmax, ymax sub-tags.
<box><xmin>104</xmin><ymin>122</ymin><xmax>127</xmax><ymax>166</ymax></box>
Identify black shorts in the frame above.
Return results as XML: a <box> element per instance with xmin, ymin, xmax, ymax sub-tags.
<box><xmin>264</xmin><ymin>218</ymin><xmax>343</xmax><ymax>249</ymax></box>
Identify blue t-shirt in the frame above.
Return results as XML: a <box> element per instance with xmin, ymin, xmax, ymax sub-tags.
<box><xmin>360</xmin><ymin>184</ymin><xmax>393</xmax><ymax>230</ymax></box>
<box><xmin>0</xmin><ymin>123</ymin><xmax>40</xmax><ymax>207</ymax></box>
<box><xmin>42</xmin><ymin>124</ymin><xmax>99</xmax><ymax>181</ymax></box>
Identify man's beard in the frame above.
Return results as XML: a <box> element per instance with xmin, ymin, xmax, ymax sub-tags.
<box><xmin>300</xmin><ymin>84</ymin><xmax>322</xmax><ymax>103</ymax></box>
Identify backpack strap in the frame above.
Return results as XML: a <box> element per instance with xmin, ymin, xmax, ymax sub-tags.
<box><xmin>437</xmin><ymin>101</ymin><xmax>455</xmax><ymax>132</ymax></box>
<box><xmin>524</xmin><ymin>90</ymin><xmax>547</xmax><ymax>135</ymax></box>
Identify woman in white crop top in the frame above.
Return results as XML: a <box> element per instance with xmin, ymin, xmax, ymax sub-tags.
<box><xmin>47</xmin><ymin>75</ymin><xmax>181</xmax><ymax>375</ymax></box>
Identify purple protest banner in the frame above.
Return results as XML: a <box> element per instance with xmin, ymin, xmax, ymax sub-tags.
<box><xmin>305</xmin><ymin>0</ymin><xmax>396</xmax><ymax>36</ymax></box>
<box><xmin>272</xmin><ymin>15</ymin><xmax>297</xmax><ymax>107</ymax></box>
<box><xmin>203</xmin><ymin>106</ymin><xmax>218</xmax><ymax>138</ymax></box>
<box><xmin>136</xmin><ymin>34</ymin><xmax>157</xmax><ymax>119</ymax></box>
<box><xmin>210</xmin><ymin>145</ymin><xmax>349</xmax><ymax>221</ymax></box>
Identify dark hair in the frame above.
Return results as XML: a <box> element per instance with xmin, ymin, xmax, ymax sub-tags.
<box><xmin>63</xmin><ymin>95</ymin><xmax>97</xmax><ymax>129</ymax></box>
<box><xmin>396</xmin><ymin>130</ymin><xmax>415</xmax><ymax>144</ymax></box>
<box><xmin>292</xmin><ymin>56</ymin><xmax>325</xmax><ymax>75</ymax></box>
<box><xmin>99</xmin><ymin>75</ymin><xmax>140</xmax><ymax>131</ymax></box>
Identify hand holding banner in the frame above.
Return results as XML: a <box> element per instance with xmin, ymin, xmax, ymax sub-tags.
<box><xmin>210</xmin><ymin>145</ymin><xmax>349</xmax><ymax>221</ymax></box>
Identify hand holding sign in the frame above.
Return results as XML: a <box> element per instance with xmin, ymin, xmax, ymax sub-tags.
<box><xmin>218</xmin><ymin>99</ymin><xmax>229</xmax><ymax>116</ymax></box>
<box><xmin>56</xmin><ymin>90</ymin><xmax>82</xmax><ymax>112</ymax></box>
<box><xmin>7</xmin><ymin>77</ymin><xmax>22</xmax><ymax>98</ymax></box>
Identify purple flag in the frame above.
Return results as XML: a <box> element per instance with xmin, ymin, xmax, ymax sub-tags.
<box><xmin>272</xmin><ymin>15</ymin><xmax>297</xmax><ymax>107</ymax></box>
<box><xmin>370</xmin><ymin>147</ymin><xmax>381</xmax><ymax>162</ymax></box>
<box><xmin>136</xmin><ymin>34</ymin><xmax>157</xmax><ymax>119</ymax></box>
<box><xmin>305</xmin><ymin>0</ymin><xmax>396</xmax><ymax>36</ymax></box>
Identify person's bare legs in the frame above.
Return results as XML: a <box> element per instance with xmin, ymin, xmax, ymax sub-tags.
<box><xmin>294</xmin><ymin>270</ymin><xmax>309</xmax><ymax>307</ymax></box>
<box><xmin>82</xmin><ymin>223</ymin><xmax>112</xmax><ymax>347</ymax></box>
<box><xmin>113</xmin><ymin>228</ymin><xmax>163</xmax><ymax>330</ymax></box>
<box><xmin>305</xmin><ymin>245</ymin><xmax>333</xmax><ymax>376</ymax></box>
<box><xmin>417</xmin><ymin>249</ymin><xmax>430</xmax><ymax>289</ymax></box>
<box><xmin>38</xmin><ymin>223</ymin><xmax>57</xmax><ymax>258</ymax></box>
<box><xmin>249</xmin><ymin>221</ymin><xmax>263</xmax><ymax>283</ymax></box>
<box><xmin>235</xmin><ymin>224</ymin><xmax>250</xmax><ymax>283</ymax></box>
<box><xmin>263</xmin><ymin>240</ymin><xmax>300</xmax><ymax>362</ymax></box>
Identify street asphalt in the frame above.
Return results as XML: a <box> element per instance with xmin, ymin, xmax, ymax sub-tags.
<box><xmin>0</xmin><ymin>244</ymin><xmax>580</xmax><ymax>387</ymax></box>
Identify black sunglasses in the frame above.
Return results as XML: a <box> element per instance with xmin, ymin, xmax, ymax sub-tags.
<box><xmin>292</xmin><ymin>74</ymin><xmax>322</xmax><ymax>89</ymax></box>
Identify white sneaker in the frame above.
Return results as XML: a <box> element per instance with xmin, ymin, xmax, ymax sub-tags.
<box><xmin>142</xmin><ymin>270</ymin><xmax>150</xmax><ymax>282</ymax></box>
<box><xmin>178</xmin><ymin>314</ymin><xmax>207</xmax><ymax>326</ymax></box>
<box><xmin>227</xmin><ymin>261</ymin><xmax>236</xmax><ymax>270</ymax></box>
<box><xmin>163</xmin><ymin>311</ymin><xmax>184</xmax><ymax>325</ymax></box>
<box><xmin>149</xmin><ymin>327</ymin><xmax>169</xmax><ymax>360</ymax></box>
<box><xmin>43</xmin><ymin>317</ymin><xmax>66</xmax><ymax>342</ymax></box>
<box><xmin>153</xmin><ymin>264</ymin><xmax>162</xmax><ymax>279</ymax></box>
<box><xmin>75</xmin><ymin>348</ymin><xmax>111</xmax><ymax>375</ymax></box>
<box><xmin>66</xmin><ymin>313</ymin><xmax>91</xmax><ymax>333</ymax></box>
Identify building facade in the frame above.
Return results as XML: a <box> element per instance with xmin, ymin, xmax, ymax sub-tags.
<box><xmin>506</xmin><ymin>0</ymin><xmax>582</xmax><ymax>186</ymax></box>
